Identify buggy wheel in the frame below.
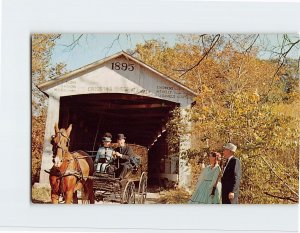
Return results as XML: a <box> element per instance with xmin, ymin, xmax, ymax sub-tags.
<box><xmin>137</xmin><ymin>172</ymin><xmax>147</xmax><ymax>204</ymax></box>
<box><xmin>122</xmin><ymin>181</ymin><xmax>135</xmax><ymax>204</ymax></box>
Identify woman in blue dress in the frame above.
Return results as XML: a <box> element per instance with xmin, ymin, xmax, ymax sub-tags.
<box><xmin>188</xmin><ymin>152</ymin><xmax>222</xmax><ymax>204</ymax></box>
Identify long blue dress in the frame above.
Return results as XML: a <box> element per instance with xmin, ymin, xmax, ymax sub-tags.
<box><xmin>188</xmin><ymin>165</ymin><xmax>222</xmax><ymax>204</ymax></box>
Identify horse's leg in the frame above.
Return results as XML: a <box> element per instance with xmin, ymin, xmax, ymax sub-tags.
<box><xmin>51</xmin><ymin>192</ymin><xmax>59</xmax><ymax>204</ymax></box>
<box><xmin>64</xmin><ymin>176</ymin><xmax>77</xmax><ymax>204</ymax></box>
<box><xmin>80</xmin><ymin>181</ymin><xmax>89</xmax><ymax>204</ymax></box>
<box><xmin>65</xmin><ymin>190</ymin><xmax>74</xmax><ymax>204</ymax></box>
<box><xmin>80</xmin><ymin>180</ymin><xmax>95</xmax><ymax>204</ymax></box>
<box><xmin>73</xmin><ymin>191</ymin><xmax>78</xmax><ymax>204</ymax></box>
<box><xmin>50</xmin><ymin>175</ymin><xmax>60</xmax><ymax>204</ymax></box>
<box><xmin>87</xmin><ymin>179</ymin><xmax>95</xmax><ymax>204</ymax></box>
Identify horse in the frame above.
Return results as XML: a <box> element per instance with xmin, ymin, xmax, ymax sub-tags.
<box><xmin>49</xmin><ymin>123</ymin><xmax>95</xmax><ymax>204</ymax></box>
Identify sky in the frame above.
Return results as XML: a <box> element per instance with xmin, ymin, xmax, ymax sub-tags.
<box><xmin>50</xmin><ymin>33</ymin><xmax>300</xmax><ymax>73</ymax></box>
<box><xmin>50</xmin><ymin>34</ymin><xmax>177</xmax><ymax>71</ymax></box>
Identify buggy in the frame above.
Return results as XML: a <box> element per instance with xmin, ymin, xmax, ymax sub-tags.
<box><xmin>90</xmin><ymin>155</ymin><xmax>147</xmax><ymax>204</ymax></box>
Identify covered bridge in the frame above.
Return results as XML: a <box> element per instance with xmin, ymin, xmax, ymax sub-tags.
<box><xmin>37</xmin><ymin>52</ymin><xmax>196</xmax><ymax>189</ymax></box>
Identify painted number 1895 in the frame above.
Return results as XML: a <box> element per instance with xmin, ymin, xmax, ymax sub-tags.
<box><xmin>111</xmin><ymin>62</ymin><xmax>134</xmax><ymax>71</ymax></box>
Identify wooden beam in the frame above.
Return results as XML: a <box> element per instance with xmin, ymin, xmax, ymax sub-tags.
<box><xmin>100</xmin><ymin>121</ymin><xmax>167</xmax><ymax>127</ymax></box>
<box><xmin>104</xmin><ymin>113</ymin><xmax>169</xmax><ymax>119</ymax></box>
<box><xmin>63</xmin><ymin>93</ymin><xmax>180</xmax><ymax>104</ymax></box>
<box><xmin>67</xmin><ymin>103</ymin><xmax>172</xmax><ymax>110</ymax></box>
<box><xmin>71</xmin><ymin>111</ymin><xmax>171</xmax><ymax>120</ymax></box>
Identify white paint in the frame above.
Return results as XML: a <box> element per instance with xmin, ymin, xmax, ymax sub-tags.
<box><xmin>39</xmin><ymin>96</ymin><xmax>60</xmax><ymax>183</ymax></box>
<box><xmin>45</xmin><ymin>57</ymin><xmax>194</xmax><ymax>107</ymax></box>
<box><xmin>178</xmin><ymin>106</ymin><xmax>192</xmax><ymax>189</ymax></box>
<box><xmin>39</xmin><ymin>55</ymin><xmax>195</xmax><ymax>187</ymax></box>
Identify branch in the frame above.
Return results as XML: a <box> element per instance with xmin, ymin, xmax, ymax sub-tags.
<box><xmin>195</xmin><ymin>34</ymin><xmax>208</xmax><ymax>48</ymax></box>
<box><xmin>50</xmin><ymin>34</ymin><xmax>61</xmax><ymax>42</ymax></box>
<box><xmin>103</xmin><ymin>34</ymin><xmax>121</xmax><ymax>57</ymax></box>
<box><xmin>245</xmin><ymin>34</ymin><xmax>259</xmax><ymax>53</ymax></box>
<box><xmin>125</xmin><ymin>33</ymin><xmax>133</xmax><ymax>50</ymax></box>
<box><xmin>264</xmin><ymin>192</ymin><xmax>298</xmax><ymax>203</ymax></box>
<box><xmin>61</xmin><ymin>34</ymin><xmax>84</xmax><ymax>51</ymax></box>
<box><xmin>264</xmin><ymin>35</ymin><xmax>300</xmax><ymax>101</ymax></box>
<box><xmin>174</xmin><ymin>34</ymin><xmax>221</xmax><ymax>77</ymax></box>
<box><xmin>259</xmin><ymin>155</ymin><xmax>299</xmax><ymax>197</ymax></box>
<box><xmin>227</xmin><ymin>34</ymin><xmax>259</xmax><ymax>54</ymax></box>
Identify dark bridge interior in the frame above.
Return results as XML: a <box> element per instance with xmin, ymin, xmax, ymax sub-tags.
<box><xmin>59</xmin><ymin>93</ymin><xmax>178</xmax><ymax>150</ymax></box>
<box><xmin>58</xmin><ymin>93</ymin><xmax>178</xmax><ymax>181</ymax></box>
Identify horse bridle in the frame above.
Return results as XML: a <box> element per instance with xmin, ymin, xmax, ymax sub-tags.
<box><xmin>51</xmin><ymin>131</ymin><xmax>78</xmax><ymax>179</ymax></box>
<box><xmin>51</xmin><ymin>131</ymin><xmax>70</xmax><ymax>163</ymax></box>
<box><xmin>49</xmin><ymin>130</ymin><xmax>85</xmax><ymax>203</ymax></box>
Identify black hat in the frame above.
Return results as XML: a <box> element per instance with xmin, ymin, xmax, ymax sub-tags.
<box><xmin>117</xmin><ymin>134</ymin><xmax>126</xmax><ymax>140</ymax></box>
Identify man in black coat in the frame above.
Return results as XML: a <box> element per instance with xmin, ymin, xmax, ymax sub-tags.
<box><xmin>114</xmin><ymin>133</ymin><xmax>135</xmax><ymax>179</ymax></box>
<box><xmin>221</xmin><ymin>143</ymin><xmax>241</xmax><ymax>204</ymax></box>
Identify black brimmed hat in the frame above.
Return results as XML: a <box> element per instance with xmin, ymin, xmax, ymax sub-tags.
<box><xmin>117</xmin><ymin>134</ymin><xmax>126</xmax><ymax>140</ymax></box>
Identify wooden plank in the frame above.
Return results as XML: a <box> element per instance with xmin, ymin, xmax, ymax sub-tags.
<box><xmin>67</xmin><ymin>103</ymin><xmax>172</xmax><ymax>110</ymax></box>
<box><xmin>63</xmin><ymin>93</ymin><xmax>179</xmax><ymax>103</ymax></box>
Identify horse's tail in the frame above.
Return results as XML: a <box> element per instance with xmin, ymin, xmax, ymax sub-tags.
<box><xmin>76</xmin><ymin>150</ymin><xmax>94</xmax><ymax>175</ymax></box>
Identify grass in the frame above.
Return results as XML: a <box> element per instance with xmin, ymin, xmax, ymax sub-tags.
<box><xmin>158</xmin><ymin>188</ymin><xmax>190</xmax><ymax>204</ymax></box>
<box><xmin>31</xmin><ymin>186</ymin><xmax>51</xmax><ymax>204</ymax></box>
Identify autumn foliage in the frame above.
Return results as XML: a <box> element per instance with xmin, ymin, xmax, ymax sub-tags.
<box><xmin>31</xmin><ymin>34</ymin><xmax>299</xmax><ymax>203</ymax></box>
<box><xmin>31</xmin><ymin>34</ymin><xmax>65</xmax><ymax>184</ymax></box>
<box><xmin>134</xmin><ymin>35</ymin><xmax>299</xmax><ymax>203</ymax></box>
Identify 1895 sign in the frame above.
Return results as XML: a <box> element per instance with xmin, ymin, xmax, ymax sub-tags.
<box><xmin>111</xmin><ymin>62</ymin><xmax>134</xmax><ymax>71</ymax></box>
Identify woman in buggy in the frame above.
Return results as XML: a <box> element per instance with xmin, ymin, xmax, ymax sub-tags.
<box><xmin>94</xmin><ymin>132</ymin><xmax>115</xmax><ymax>175</ymax></box>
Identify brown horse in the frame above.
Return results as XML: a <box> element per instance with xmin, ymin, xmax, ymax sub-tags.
<box><xmin>49</xmin><ymin>123</ymin><xmax>95</xmax><ymax>204</ymax></box>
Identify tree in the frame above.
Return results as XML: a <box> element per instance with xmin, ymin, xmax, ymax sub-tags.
<box><xmin>134</xmin><ymin>34</ymin><xmax>299</xmax><ymax>203</ymax></box>
<box><xmin>31</xmin><ymin>34</ymin><xmax>65</xmax><ymax>184</ymax></box>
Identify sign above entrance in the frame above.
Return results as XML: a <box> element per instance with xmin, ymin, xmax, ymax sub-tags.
<box><xmin>38</xmin><ymin>52</ymin><xmax>196</xmax><ymax>107</ymax></box>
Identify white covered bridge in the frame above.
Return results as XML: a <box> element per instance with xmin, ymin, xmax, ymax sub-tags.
<box><xmin>37</xmin><ymin>51</ymin><xmax>196</xmax><ymax>189</ymax></box>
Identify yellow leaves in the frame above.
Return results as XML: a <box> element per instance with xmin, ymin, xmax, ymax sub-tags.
<box><xmin>201</xmin><ymin>84</ymin><xmax>212</xmax><ymax>94</ymax></box>
<box><xmin>250</xmin><ymin>91</ymin><xmax>260</xmax><ymax>103</ymax></box>
<box><xmin>202</xmin><ymin>106</ymin><xmax>210</xmax><ymax>112</ymax></box>
<box><xmin>32</xmin><ymin>111</ymin><xmax>46</xmax><ymax>183</ymax></box>
<box><xmin>134</xmin><ymin>35</ymin><xmax>300</xmax><ymax>204</ymax></box>
<box><xmin>253</xmin><ymin>133</ymin><xmax>263</xmax><ymax>142</ymax></box>
<box><xmin>237</xmin><ymin>107</ymin><xmax>244</xmax><ymax>115</ymax></box>
<box><xmin>32</xmin><ymin>34</ymin><xmax>61</xmax><ymax>84</ymax></box>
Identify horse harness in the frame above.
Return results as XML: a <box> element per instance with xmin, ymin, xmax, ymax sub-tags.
<box><xmin>49</xmin><ymin>131</ymin><xmax>86</xmax><ymax>196</ymax></box>
<box><xmin>47</xmin><ymin>153</ymin><xmax>83</xmax><ymax>192</ymax></box>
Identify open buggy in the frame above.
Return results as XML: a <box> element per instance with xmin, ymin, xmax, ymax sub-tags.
<box><xmin>89</xmin><ymin>144</ymin><xmax>148</xmax><ymax>204</ymax></box>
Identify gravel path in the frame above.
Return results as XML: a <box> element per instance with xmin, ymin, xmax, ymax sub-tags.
<box><xmin>145</xmin><ymin>192</ymin><xmax>161</xmax><ymax>204</ymax></box>
<box><xmin>94</xmin><ymin>188</ymin><xmax>162</xmax><ymax>204</ymax></box>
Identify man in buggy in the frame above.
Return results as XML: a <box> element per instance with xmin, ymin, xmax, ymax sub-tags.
<box><xmin>113</xmin><ymin>133</ymin><xmax>140</xmax><ymax>179</ymax></box>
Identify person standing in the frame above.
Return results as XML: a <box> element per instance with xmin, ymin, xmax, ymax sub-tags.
<box><xmin>188</xmin><ymin>152</ymin><xmax>222</xmax><ymax>204</ymax></box>
<box><xmin>221</xmin><ymin>143</ymin><xmax>241</xmax><ymax>204</ymax></box>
